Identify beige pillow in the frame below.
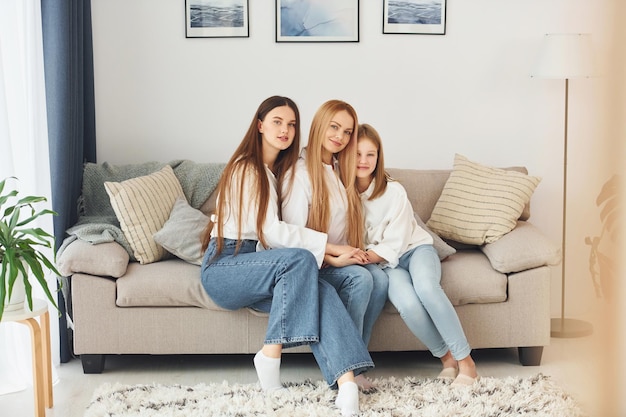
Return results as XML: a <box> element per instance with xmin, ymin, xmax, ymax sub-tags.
<box><xmin>427</xmin><ymin>154</ymin><xmax>541</xmax><ymax>245</ymax></box>
<box><xmin>104</xmin><ymin>165</ymin><xmax>185</xmax><ymax>264</ymax></box>
<box><xmin>56</xmin><ymin>240</ymin><xmax>129</xmax><ymax>278</ymax></box>
<box><xmin>481</xmin><ymin>221</ymin><xmax>561</xmax><ymax>273</ymax></box>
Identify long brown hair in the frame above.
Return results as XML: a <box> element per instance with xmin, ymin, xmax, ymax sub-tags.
<box><xmin>357</xmin><ymin>123</ymin><xmax>392</xmax><ymax>200</ymax></box>
<box><xmin>201</xmin><ymin>96</ymin><xmax>301</xmax><ymax>254</ymax></box>
<box><xmin>303</xmin><ymin>99</ymin><xmax>363</xmax><ymax>248</ymax></box>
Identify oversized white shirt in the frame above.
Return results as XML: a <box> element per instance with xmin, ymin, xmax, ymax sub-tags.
<box><xmin>360</xmin><ymin>179</ymin><xmax>433</xmax><ymax>268</ymax></box>
<box><xmin>281</xmin><ymin>153</ymin><xmax>348</xmax><ymax>245</ymax></box>
<box><xmin>211</xmin><ymin>164</ymin><xmax>328</xmax><ymax>268</ymax></box>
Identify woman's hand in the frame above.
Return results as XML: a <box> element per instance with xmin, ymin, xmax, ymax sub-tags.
<box><xmin>325</xmin><ymin>243</ymin><xmax>360</xmax><ymax>257</ymax></box>
<box><xmin>323</xmin><ymin>247</ymin><xmax>368</xmax><ymax>267</ymax></box>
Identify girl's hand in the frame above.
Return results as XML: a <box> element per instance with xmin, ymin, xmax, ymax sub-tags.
<box><xmin>364</xmin><ymin>249</ymin><xmax>385</xmax><ymax>264</ymax></box>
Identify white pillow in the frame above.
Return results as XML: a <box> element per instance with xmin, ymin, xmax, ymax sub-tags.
<box><xmin>153</xmin><ymin>197</ymin><xmax>210</xmax><ymax>265</ymax></box>
<box><xmin>427</xmin><ymin>154</ymin><xmax>541</xmax><ymax>245</ymax></box>
<box><xmin>104</xmin><ymin>165</ymin><xmax>185</xmax><ymax>264</ymax></box>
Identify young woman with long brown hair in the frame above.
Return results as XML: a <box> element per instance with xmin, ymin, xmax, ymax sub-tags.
<box><xmin>200</xmin><ymin>96</ymin><xmax>373</xmax><ymax>416</ymax></box>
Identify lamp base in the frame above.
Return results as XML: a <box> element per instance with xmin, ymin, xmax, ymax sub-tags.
<box><xmin>550</xmin><ymin>318</ymin><xmax>593</xmax><ymax>338</ymax></box>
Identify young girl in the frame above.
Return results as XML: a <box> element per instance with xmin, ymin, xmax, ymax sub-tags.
<box><xmin>200</xmin><ymin>96</ymin><xmax>373</xmax><ymax>416</ymax></box>
<box><xmin>355</xmin><ymin>123</ymin><xmax>479</xmax><ymax>386</ymax></box>
<box><xmin>281</xmin><ymin>100</ymin><xmax>388</xmax><ymax>390</ymax></box>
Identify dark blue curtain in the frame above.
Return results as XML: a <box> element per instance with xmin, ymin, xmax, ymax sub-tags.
<box><xmin>41</xmin><ymin>0</ymin><xmax>97</xmax><ymax>363</ymax></box>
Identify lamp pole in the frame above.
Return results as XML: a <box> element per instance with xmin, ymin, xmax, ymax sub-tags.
<box><xmin>531</xmin><ymin>33</ymin><xmax>595</xmax><ymax>338</ymax></box>
<box><xmin>550</xmin><ymin>76</ymin><xmax>593</xmax><ymax>338</ymax></box>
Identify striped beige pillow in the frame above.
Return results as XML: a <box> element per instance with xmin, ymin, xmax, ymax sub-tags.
<box><xmin>105</xmin><ymin>165</ymin><xmax>185</xmax><ymax>264</ymax></box>
<box><xmin>426</xmin><ymin>154</ymin><xmax>541</xmax><ymax>245</ymax></box>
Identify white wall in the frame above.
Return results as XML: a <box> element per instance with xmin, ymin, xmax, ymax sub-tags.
<box><xmin>90</xmin><ymin>1</ymin><xmax>620</xmax><ymax>321</ymax></box>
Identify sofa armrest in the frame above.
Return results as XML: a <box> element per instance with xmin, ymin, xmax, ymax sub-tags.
<box><xmin>57</xmin><ymin>239</ymin><xmax>130</xmax><ymax>278</ymax></box>
<box><xmin>480</xmin><ymin>221</ymin><xmax>561</xmax><ymax>273</ymax></box>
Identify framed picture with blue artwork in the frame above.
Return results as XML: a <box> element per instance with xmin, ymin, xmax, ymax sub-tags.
<box><xmin>186</xmin><ymin>0</ymin><xmax>249</xmax><ymax>38</ymax></box>
<box><xmin>276</xmin><ymin>0</ymin><xmax>359</xmax><ymax>43</ymax></box>
<box><xmin>383</xmin><ymin>0</ymin><xmax>446</xmax><ymax>35</ymax></box>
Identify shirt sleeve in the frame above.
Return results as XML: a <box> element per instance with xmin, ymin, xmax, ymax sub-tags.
<box><xmin>281</xmin><ymin>163</ymin><xmax>311</xmax><ymax>227</ymax></box>
<box><xmin>224</xmin><ymin>166</ymin><xmax>327</xmax><ymax>268</ymax></box>
<box><xmin>366</xmin><ymin>185</ymin><xmax>417</xmax><ymax>268</ymax></box>
<box><xmin>262</xmin><ymin>175</ymin><xmax>327</xmax><ymax>268</ymax></box>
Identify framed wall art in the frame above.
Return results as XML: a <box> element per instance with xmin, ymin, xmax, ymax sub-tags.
<box><xmin>185</xmin><ymin>0</ymin><xmax>249</xmax><ymax>38</ymax></box>
<box><xmin>276</xmin><ymin>0</ymin><xmax>359</xmax><ymax>43</ymax></box>
<box><xmin>383</xmin><ymin>0</ymin><xmax>446</xmax><ymax>35</ymax></box>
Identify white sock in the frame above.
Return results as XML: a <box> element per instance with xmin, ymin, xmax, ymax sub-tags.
<box><xmin>335</xmin><ymin>381</ymin><xmax>359</xmax><ymax>416</ymax></box>
<box><xmin>253</xmin><ymin>351</ymin><xmax>282</xmax><ymax>392</ymax></box>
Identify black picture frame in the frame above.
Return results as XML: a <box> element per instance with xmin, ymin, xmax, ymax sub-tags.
<box><xmin>383</xmin><ymin>0</ymin><xmax>446</xmax><ymax>35</ymax></box>
<box><xmin>276</xmin><ymin>0</ymin><xmax>360</xmax><ymax>43</ymax></box>
<box><xmin>185</xmin><ymin>0</ymin><xmax>249</xmax><ymax>38</ymax></box>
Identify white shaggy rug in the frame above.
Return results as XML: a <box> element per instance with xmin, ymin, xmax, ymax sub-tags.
<box><xmin>84</xmin><ymin>374</ymin><xmax>587</xmax><ymax>417</ymax></box>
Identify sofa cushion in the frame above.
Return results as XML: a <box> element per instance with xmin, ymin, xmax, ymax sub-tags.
<box><xmin>440</xmin><ymin>250</ymin><xmax>508</xmax><ymax>305</ymax></box>
<box><xmin>115</xmin><ymin>259</ymin><xmax>226</xmax><ymax>310</ymax></box>
<box><xmin>382</xmin><ymin>249</ymin><xmax>507</xmax><ymax>313</ymax></box>
<box><xmin>153</xmin><ymin>197</ymin><xmax>210</xmax><ymax>265</ymax></box>
<box><xmin>414</xmin><ymin>212</ymin><xmax>456</xmax><ymax>260</ymax></box>
<box><xmin>427</xmin><ymin>154</ymin><xmax>541</xmax><ymax>245</ymax></box>
<box><xmin>57</xmin><ymin>239</ymin><xmax>129</xmax><ymax>278</ymax></box>
<box><xmin>481</xmin><ymin>221</ymin><xmax>561</xmax><ymax>273</ymax></box>
<box><xmin>104</xmin><ymin>165</ymin><xmax>185</xmax><ymax>264</ymax></box>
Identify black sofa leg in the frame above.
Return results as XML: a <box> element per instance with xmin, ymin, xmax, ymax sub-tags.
<box><xmin>81</xmin><ymin>354</ymin><xmax>105</xmax><ymax>374</ymax></box>
<box><xmin>518</xmin><ymin>346</ymin><xmax>543</xmax><ymax>366</ymax></box>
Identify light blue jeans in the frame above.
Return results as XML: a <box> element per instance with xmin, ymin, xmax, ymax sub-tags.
<box><xmin>319</xmin><ymin>263</ymin><xmax>389</xmax><ymax>347</ymax></box>
<box><xmin>201</xmin><ymin>239</ymin><xmax>374</xmax><ymax>387</ymax></box>
<box><xmin>386</xmin><ymin>244</ymin><xmax>471</xmax><ymax>360</ymax></box>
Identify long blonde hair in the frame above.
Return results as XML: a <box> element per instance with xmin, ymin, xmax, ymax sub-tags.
<box><xmin>304</xmin><ymin>100</ymin><xmax>363</xmax><ymax>248</ymax></box>
<box><xmin>201</xmin><ymin>96</ymin><xmax>301</xmax><ymax>254</ymax></box>
<box><xmin>358</xmin><ymin>123</ymin><xmax>392</xmax><ymax>201</ymax></box>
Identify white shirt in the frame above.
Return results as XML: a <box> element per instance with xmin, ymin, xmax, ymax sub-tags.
<box><xmin>360</xmin><ymin>180</ymin><xmax>433</xmax><ymax>268</ymax></box>
<box><xmin>282</xmin><ymin>153</ymin><xmax>348</xmax><ymax>245</ymax></box>
<box><xmin>211</xmin><ymin>164</ymin><xmax>328</xmax><ymax>267</ymax></box>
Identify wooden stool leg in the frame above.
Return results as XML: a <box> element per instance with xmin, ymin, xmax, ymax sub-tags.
<box><xmin>21</xmin><ymin>318</ymin><xmax>45</xmax><ymax>417</ymax></box>
<box><xmin>41</xmin><ymin>311</ymin><xmax>53</xmax><ymax>407</ymax></box>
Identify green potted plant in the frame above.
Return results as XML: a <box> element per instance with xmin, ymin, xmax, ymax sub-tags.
<box><xmin>0</xmin><ymin>176</ymin><xmax>60</xmax><ymax>321</ymax></box>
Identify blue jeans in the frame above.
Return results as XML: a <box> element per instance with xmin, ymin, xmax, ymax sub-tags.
<box><xmin>201</xmin><ymin>239</ymin><xmax>374</xmax><ymax>387</ymax></box>
<box><xmin>386</xmin><ymin>244</ymin><xmax>471</xmax><ymax>360</ymax></box>
<box><xmin>319</xmin><ymin>263</ymin><xmax>388</xmax><ymax>347</ymax></box>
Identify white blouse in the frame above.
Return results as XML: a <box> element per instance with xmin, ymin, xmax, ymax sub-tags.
<box><xmin>360</xmin><ymin>180</ymin><xmax>433</xmax><ymax>268</ymax></box>
<box><xmin>211</xmin><ymin>164</ymin><xmax>328</xmax><ymax>267</ymax></box>
<box><xmin>281</xmin><ymin>153</ymin><xmax>348</xmax><ymax>245</ymax></box>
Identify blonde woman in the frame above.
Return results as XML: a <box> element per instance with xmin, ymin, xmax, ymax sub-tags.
<box><xmin>200</xmin><ymin>96</ymin><xmax>373</xmax><ymax>416</ymax></box>
<box><xmin>282</xmin><ymin>100</ymin><xmax>388</xmax><ymax>391</ymax></box>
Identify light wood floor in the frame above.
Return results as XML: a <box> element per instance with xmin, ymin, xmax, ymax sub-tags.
<box><xmin>0</xmin><ymin>330</ymin><xmax>619</xmax><ymax>417</ymax></box>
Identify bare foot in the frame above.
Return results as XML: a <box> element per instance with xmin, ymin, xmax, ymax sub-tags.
<box><xmin>354</xmin><ymin>374</ymin><xmax>376</xmax><ymax>392</ymax></box>
<box><xmin>440</xmin><ymin>351</ymin><xmax>458</xmax><ymax>370</ymax></box>
<box><xmin>457</xmin><ymin>355</ymin><xmax>478</xmax><ymax>379</ymax></box>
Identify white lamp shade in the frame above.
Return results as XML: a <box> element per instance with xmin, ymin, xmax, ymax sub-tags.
<box><xmin>532</xmin><ymin>33</ymin><xmax>594</xmax><ymax>79</ymax></box>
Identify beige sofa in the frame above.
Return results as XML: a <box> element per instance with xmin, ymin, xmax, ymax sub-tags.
<box><xmin>56</xmin><ymin>161</ymin><xmax>560</xmax><ymax>374</ymax></box>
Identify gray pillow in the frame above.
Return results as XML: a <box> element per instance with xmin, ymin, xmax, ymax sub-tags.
<box><xmin>153</xmin><ymin>197</ymin><xmax>210</xmax><ymax>265</ymax></box>
<box><xmin>414</xmin><ymin>212</ymin><xmax>456</xmax><ymax>260</ymax></box>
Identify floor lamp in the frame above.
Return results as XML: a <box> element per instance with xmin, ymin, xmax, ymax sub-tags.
<box><xmin>532</xmin><ymin>33</ymin><xmax>595</xmax><ymax>338</ymax></box>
